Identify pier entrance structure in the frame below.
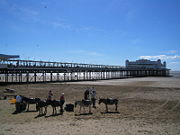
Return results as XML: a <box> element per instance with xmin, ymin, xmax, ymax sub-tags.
<box><xmin>0</xmin><ymin>59</ymin><xmax>170</xmax><ymax>84</ymax></box>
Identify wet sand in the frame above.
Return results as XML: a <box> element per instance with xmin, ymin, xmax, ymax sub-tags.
<box><xmin>0</xmin><ymin>76</ymin><xmax>180</xmax><ymax>135</ymax></box>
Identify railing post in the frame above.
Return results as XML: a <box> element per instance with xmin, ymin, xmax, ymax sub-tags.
<box><xmin>34</xmin><ymin>71</ymin><xmax>37</xmax><ymax>82</ymax></box>
<box><xmin>26</xmin><ymin>71</ymin><xmax>29</xmax><ymax>83</ymax></box>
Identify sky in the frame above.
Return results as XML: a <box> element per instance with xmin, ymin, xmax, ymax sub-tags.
<box><xmin>0</xmin><ymin>0</ymin><xmax>180</xmax><ymax>70</ymax></box>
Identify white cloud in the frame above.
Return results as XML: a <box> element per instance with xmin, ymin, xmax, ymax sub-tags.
<box><xmin>170</xmin><ymin>62</ymin><xmax>180</xmax><ymax>64</ymax></box>
<box><xmin>139</xmin><ymin>55</ymin><xmax>180</xmax><ymax>60</ymax></box>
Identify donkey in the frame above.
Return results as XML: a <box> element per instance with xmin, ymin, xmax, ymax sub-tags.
<box><xmin>21</xmin><ymin>96</ymin><xmax>40</xmax><ymax>111</ymax></box>
<box><xmin>48</xmin><ymin>100</ymin><xmax>63</xmax><ymax>115</ymax></box>
<box><xmin>99</xmin><ymin>98</ymin><xmax>118</xmax><ymax>112</ymax></box>
<box><xmin>36</xmin><ymin>100</ymin><xmax>49</xmax><ymax>115</ymax></box>
<box><xmin>75</xmin><ymin>100</ymin><xmax>92</xmax><ymax>114</ymax></box>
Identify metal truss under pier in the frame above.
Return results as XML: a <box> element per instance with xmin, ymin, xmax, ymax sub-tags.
<box><xmin>0</xmin><ymin>59</ymin><xmax>170</xmax><ymax>84</ymax></box>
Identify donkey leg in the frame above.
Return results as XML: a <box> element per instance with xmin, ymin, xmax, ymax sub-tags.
<box><xmin>36</xmin><ymin>103</ymin><xmax>38</xmax><ymax>111</ymax></box>
<box><xmin>42</xmin><ymin>108</ymin><xmax>44</xmax><ymax>115</ymax></box>
<box><xmin>52</xmin><ymin>107</ymin><xmax>54</xmax><ymax>115</ymax></box>
<box><xmin>39</xmin><ymin>108</ymin><xmax>41</xmax><ymax>115</ymax></box>
<box><xmin>55</xmin><ymin>107</ymin><xmax>57</xmax><ymax>114</ymax></box>
<box><xmin>115</xmin><ymin>104</ymin><xmax>118</xmax><ymax>111</ymax></box>
<box><xmin>79</xmin><ymin>106</ymin><xmax>81</xmax><ymax>113</ymax></box>
<box><xmin>27</xmin><ymin>104</ymin><xmax>29</xmax><ymax>111</ymax></box>
<box><xmin>106</xmin><ymin>104</ymin><xmax>108</xmax><ymax>112</ymax></box>
<box><xmin>89</xmin><ymin>106</ymin><xmax>91</xmax><ymax>113</ymax></box>
<box><xmin>41</xmin><ymin>108</ymin><xmax>43</xmax><ymax>115</ymax></box>
<box><xmin>40</xmin><ymin>108</ymin><xmax>42</xmax><ymax>115</ymax></box>
<box><xmin>83</xmin><ymin>106</ymin><xmax>85</xmax><ymax>113</ymax></box>
<box><xmin>44</xmin><ymin>107</ymin><xmax>47</xmax><ymax>114</ymax></box>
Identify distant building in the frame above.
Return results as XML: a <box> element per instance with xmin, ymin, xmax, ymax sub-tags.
<box><xmin>126</xmin><ymin>59</ymin><xmax>166</xmax><ymax>69</ymax></box>
<box><xmin>0</xmin><ymin>54</ymin><xmax>20</xmax><ymax>61</ymax></box>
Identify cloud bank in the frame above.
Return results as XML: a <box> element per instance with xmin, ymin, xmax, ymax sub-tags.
<box><xmin>139</xmin><ymin>55</ymin><xmax>180</xmax><ymax>60</ymax></box>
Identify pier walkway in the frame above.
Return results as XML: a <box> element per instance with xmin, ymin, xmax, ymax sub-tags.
<box><xmin>0</xmin><ymin>59</ymin><xmax>170</xmax><ymax>84</ymax></box>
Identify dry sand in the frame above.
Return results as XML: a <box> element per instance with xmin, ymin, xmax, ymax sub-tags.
<box><xmin>0</xmin><ymin>76</ymin><xmax>180</xmax><ymax>135</ymax></box>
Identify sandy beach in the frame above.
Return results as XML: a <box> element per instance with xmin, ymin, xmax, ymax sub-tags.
<box><xmin>0</xmin><ymin>76</ymin><xmax>180</xmax><ymax>135</ymax></box>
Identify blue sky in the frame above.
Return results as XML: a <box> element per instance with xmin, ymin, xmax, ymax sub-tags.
<box><xmin>0</xmin><ymin>0</ymin><xmax>180</xmax><ymax>70</ymax></box>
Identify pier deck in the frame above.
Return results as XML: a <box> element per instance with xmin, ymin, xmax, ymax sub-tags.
<box><xmin>0</xmin><ymin>59</ymin><xmax>170</xmax><ymax>84</ymax></box>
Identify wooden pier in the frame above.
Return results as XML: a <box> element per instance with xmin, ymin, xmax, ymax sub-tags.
<box><xmin>0</xmin><ymin>59</ymin><xmax>170</xmax><ymax>84</ymax></box>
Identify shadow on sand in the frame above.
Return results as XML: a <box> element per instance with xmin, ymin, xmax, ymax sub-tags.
<box><xmin>101</xmin><ymin>111</ymin><xmax>120</xmax><ymax>114</ymax></box>
<box><xmin>34</xmin><ymin>110</ymin><xmax>64</xmax><ymax>118</ymax></box>
<box><xmin>12</xmin><ymin>110</ymin><xmax>25</xmax><ymax>115</ymax></box>
<box><xmin>75</xmin><ymin>112</ymin><xmax>93</xmax><ymax>116</ymax></box>
<box><xmin>44</xmin><ymin>112</ymin><xmax>63</xmax><ymax>118</ymax></box>
<box><xmin>25</xmin><ymin>110</ymin><xmax>38</xmax><ymax>113</ymax></box>
<box><xmin>34</xmin><ymin>113</ymin><xmax>46</xmax><ymax>118</ymax></box>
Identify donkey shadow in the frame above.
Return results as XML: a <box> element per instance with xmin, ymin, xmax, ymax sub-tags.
<box><xmin>12</xmin><ymin>110</ymin><xmax>24</xmax><ymax>115</ymax></box>
<box><xmin>100</xmin><ymin>111</ymin><xmax>120</xmax><ymax>114</ymax></box>
<box><xmin>44</xmin><ymin>112</ymin><xmax>63</xmax><ymax>118</ymax></box>
<box><xmin>75</xmin><ymin>112</ymin><xmax>93</xmax><ymax>116</ymax></box>
<box><xmin>25</xmin><ymin>110</ymin><xmax>37</xmax><ymax>113</ymax></box>
<box><xmin>34</xmin><ymin>113</ymin><xmax>46</xmax><ymax>118</ymax></box>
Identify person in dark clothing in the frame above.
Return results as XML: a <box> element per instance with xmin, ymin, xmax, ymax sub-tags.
<box><xmin>84</xmin><ymin>88</ymin><xmax>90</xmax><ymax>100</ymax></box>
<box><xmin>47</xmin><ymin>90</ymin><xmax>53</xmax><ymax>101</ymax></box>
<box><xmin>15</xmin><ymin>95</ymin><xmax>22</xmax><ymax>112</ymax></box>
<box><xmin>91</xmin><ymin>88</ymin><xmax>97</xmax><ymax>108</ymax></box>
<box><xmin>15</xmin><ymin>95</ymin><xmax>26</xmax><ymax>113</ymax></box>
<box><xmin>60</xmin><ymin>93</ymin><xmax>65</xmax><ymax>113</ymax></box>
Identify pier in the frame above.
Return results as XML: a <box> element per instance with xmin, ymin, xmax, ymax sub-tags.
<box><xmin>0</xmin><ymin>59</ymin><xmax>170</xmax><ymax>84</ymax></box>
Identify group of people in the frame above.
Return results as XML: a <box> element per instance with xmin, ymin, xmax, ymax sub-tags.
<box><xmin>84</xmin><ymin>87</ymin><xmax>97</xmax><ymax>108</ymax></box>
<box><xmin>47</xmin><ymin>90</ymin><xmax>65</xmax><ymax>112</ymax></box>
<box><xmin>15</xmin><ymin>86</ymin><xmax>97</xmax><ymax>113</ymax></box>
<box><xmin>47</xmin><ymin>87</ymin><xmax>96</xmax><ymax>109</ymax></box>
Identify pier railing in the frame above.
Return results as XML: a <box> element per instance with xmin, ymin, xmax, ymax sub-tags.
<box><xmin>0</xmin><ymin>59</ymin><xmax>170</xmax><ymax>84</ymax></box>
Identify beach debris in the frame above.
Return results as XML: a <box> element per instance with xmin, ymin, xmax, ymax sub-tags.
<box><xmin>3</xmin><ymin>88</ymin><xmax>16</xmax><ymax>93</ymax></box>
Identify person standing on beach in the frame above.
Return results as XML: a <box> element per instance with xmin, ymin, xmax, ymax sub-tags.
<box><xmin>90</xmin><ymin>87</ymin><xmax>97</xmax><ymax>108</ymax></box>
<box><xmin>15</xmin><ymin>95</ymin><xmax>22</xmax><ymax>112</ymax></box>
<box><xmin>84</xmin><ymin>87</ymin><xmax>90</xmax><ymax>100</ymax></box>
<box><xmin>47</xmin><ymin>90</ymin><xmax>53</xmax><ymax>101</ymax></box>
<box><xmin>60</xmin><ymin>93</ymin><xmax>65</xmax><ymax>112</ymax></box>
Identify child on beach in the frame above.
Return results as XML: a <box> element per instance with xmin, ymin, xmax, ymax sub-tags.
<box><xmin>47</xmin><ymin>90</ymin><xmax>53</xmax><ymax>101</ymax></box>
